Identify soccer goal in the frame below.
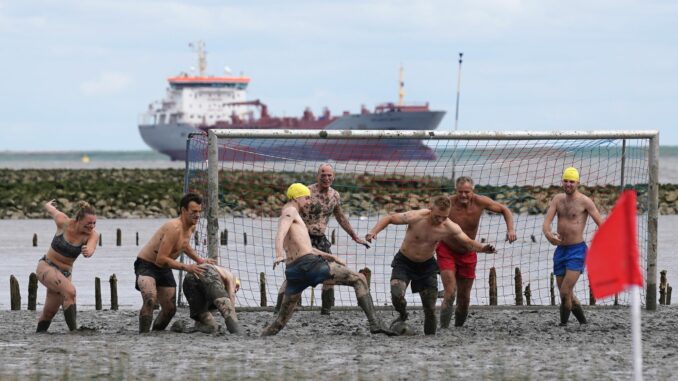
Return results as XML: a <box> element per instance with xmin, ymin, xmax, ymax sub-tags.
<box><xmin>182</xmin><ymin>129</ymin><xmax>659</xmax><ymax>310</ymax></box>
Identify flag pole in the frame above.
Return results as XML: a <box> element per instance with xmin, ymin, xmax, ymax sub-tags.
<box><xmin>631</xmin><ymin>285</ymin><xmax>643</xmax><ymax>381</ymax></box>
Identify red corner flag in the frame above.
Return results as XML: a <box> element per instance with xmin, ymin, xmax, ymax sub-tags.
<box><xmin>586</xmin><ymin>190</ymin><xmax>644</xmax><ymax>299</ymax></box>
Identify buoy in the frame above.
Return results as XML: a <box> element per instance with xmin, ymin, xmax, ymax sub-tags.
<box><xmin>81</xmin><ymin>154</ymin><xmax>90</xmax><ymax>163</ymax></box>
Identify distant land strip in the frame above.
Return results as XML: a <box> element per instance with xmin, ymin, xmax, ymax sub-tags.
<box><xmin>1</xmin><ymin>169</ymin><xmax>676</xmax><ymax>219</ymax></box>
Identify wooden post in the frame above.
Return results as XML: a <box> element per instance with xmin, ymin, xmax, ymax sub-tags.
<box><xmin>331</xmin><ymin>229</ymin><xmax>336</xmax><ymax>245</ymax></box>
<box><xmin>259</xmin><ymin>272</ymin><xmax>267</xmax><ymax>307</ymax></box>
<box><xmin>310</xmin><ymin>288</ymin><xmax>315</xmax><ymax>307</ymax></box>
<box><xmin>194</xmin><ymin>231</ymin><xmax>199</xmax><ymax>246</ymax></box>
<box><xmin>243</xmin><ymin>232</ymin><xmax>248</xmax><ymax>246</ymax></box>
<box><xmin>28</xmin><ymin>272</ymin><xmax>38</xmax><ymax>310</ymax></box>
<box><xmin>223</xmin><ymin>229</ymin><xmax>228</xmax><ymax>246</ymax></box>
<box><xmin>489</xmin><ymin>267</ymin><xmax>497</xmax><ymax>306</ymax></box>
<box><xmin>667</xmin><ymin>286</ymin><xmax>672</xmax><ymax>305</ymax></box>
<box><xmin>659</xmin><ymin>270</ymin><xmax>668</xmax><ymax>305</ymax></box>
<box><xmin>109</xmin><ymin>274</ymin><xmax>118</xmax><ymax>310</ymax></box>
<box><xmin>220</xmin><ymin>231</ymin><xmax>225</xmax><ymax>245</ymax></box>
<box><xmin>359</xmin><ymin>267</ymin><xmax>372</xmax><ymax>290</ymax></box>
<box><xmin>10</xmin><ymin>275</ymin><xmax>21</xmax><ymax>310</ymax></box>
<box><xmin>95</xmin><ymin>277</ymin><xmax>102</xmax><ymax>311</ymax></box>
<box><xmin>116</xmin><ymin>228</ymin><xmax>122</xmax><ymax>246</ymax></box>
<box><xmin>32</xmin><ymin>233</ymin><xmax>38</xmax><ymax>247</ymax></box>
<box><xmin>589</xmin><ymin>285</ymin><xmax>596</xmax><ymax>305</ymax></box>
<box><xmin>514</xmin><ymin>267</ymin><xmax>523</xmax><ymax>306</ymax></box>
<box><xmin>524</xmin><ymin>284</ymin><xmax>531</xmax><ymax>306</ymax></box>
<box><xmin>98</xmin><ymin>233</ymin><xmax>102</xmax><ymax>247</ymax></box>
<box><xmin>614</xmin><ymin>294</ymin><xmax>619</xmax><ymax>306</ymax></box>
<box><xmin>550</xmin><ymin>273</ymin><xmax>556</xmax><ymax>306</ymax></box>
<box><xmin>136</xmin><ymin>232</ymin><xmax>139</xmax><ymax>246</ymax></box>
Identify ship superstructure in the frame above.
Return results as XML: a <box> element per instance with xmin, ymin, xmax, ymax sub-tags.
<box><xmin>139</xmin><ymin>42</ymin><xmax>445</xmax><ymax>161</ymax></box>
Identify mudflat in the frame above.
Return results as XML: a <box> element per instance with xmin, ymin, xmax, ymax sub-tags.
<box><xmin>1</xmin><ymin>306</ymin><xmax>677</xmax><ymax>380</ymax></box>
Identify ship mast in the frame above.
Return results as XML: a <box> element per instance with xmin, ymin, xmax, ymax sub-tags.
<box><xmin>398</xmin><ymin>65</ymin><xmax>405</xmax><ymax>106</ymax></box>
<box><xmin>189</xmin><ymin>41</ymin><xmax>207</xmax><ymax>77</ymax></box>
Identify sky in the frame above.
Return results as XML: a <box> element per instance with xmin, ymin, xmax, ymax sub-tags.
<box><xmin>1</xmin><ymin>0</ymin><xmax>677</xmax><ymax>151</ymax></box>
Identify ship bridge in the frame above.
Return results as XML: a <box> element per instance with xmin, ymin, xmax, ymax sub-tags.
<box><xmin>168</xmin><ymin>75</ymin><xmax>250</xmax><ymax>90</ymax></box>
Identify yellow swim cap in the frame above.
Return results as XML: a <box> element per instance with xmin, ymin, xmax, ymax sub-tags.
<box><xmin>286</xmin><ymin>183</ymin><xmax>311</xmax><ymax>200</ymax></box>
<box><xmin>235</xmin><ymin>277</ymin><xmax>241</xmax><ymax>287</ymax></box>
<box><xmin>562</xmin><ymin>167</ymin><xmax>580</xmax><ymax>182</ymax></box>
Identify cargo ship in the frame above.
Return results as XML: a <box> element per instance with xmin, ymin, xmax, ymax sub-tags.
<box><xmin>138</xmin><ymin>42</ymin><xmax>445</xmax><ymax>161</ymax></box>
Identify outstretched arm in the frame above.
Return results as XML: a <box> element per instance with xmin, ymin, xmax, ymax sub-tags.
<box><xmin>443</xmin><ymin>222</ymin><xmax>495</xmax><ymax>253</ymax></box>
<box><xmin>365</xmin><ymin>211</ymin><xmax>417</xmax><ymax>242</ymax></box>
<box><xmin>482</xmin><ymin>197</ymin><xmax>517</xmax><ymax>243</ymax></box>
<box><xmin>155</xmin><ymin>227</ymin><xmax>204</xmax><ymax>277</ymax></box>
<box><xmin>334</xmin><ymin>204</ymin><xmax>370</xmax><ymax>248</ymax></box>
<box><xmin>273</xmin><ymin>206</ymin><xmax>295</xmax><ymax>269</ymax></box>
<box><xmin>43</xmin><ymin>200</ymin><xmax>69</xmax><ymax>229</ymax></box>
<box><xmin>311</xmin><ymin>247</ymin><xmax>346</xmax><ymax>266</ymax></box>
<box><xmin>181</xmin><ymin>226</ymin><xmax>214</xmax><ymax>265</ymax></box>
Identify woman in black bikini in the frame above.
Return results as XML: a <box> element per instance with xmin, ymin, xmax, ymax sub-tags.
<box><xmin>36</xmin><ymin>200</ymin><xmax>99</xmax><ymax>332</ymax></box>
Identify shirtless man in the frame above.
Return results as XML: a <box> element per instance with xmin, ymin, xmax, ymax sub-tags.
<box><xmin>274</xmin><ymin>164</ymin><xmax>370</xmax><ymax>315</ymax></box>
<box><xmin>543</xmin><ymin>167</ymin><xmax>603</xmax><ymax>326</ymax></box>
<box><xmin>262</xmin><ymin>183</ymin><xmax>391</xmax><ymax>336</ymax></box>
<box><xmin>436</xmin><ymin>176</ymin><xmax>517</xmax><ymax>328</ymax></box>
<box><xmin>182</xmin><ymin>264</ymin><xmax>241</xmax><ymax>334</ymax></box>
<box><xmin>365</xmin><ymin>195</ymin><xmax>496</xmax><ymax>335</ymax></box>
<box><xmin>134</xmin><ymin>193</ymin><xmax>210</xmax><ymax>333</ymax></box>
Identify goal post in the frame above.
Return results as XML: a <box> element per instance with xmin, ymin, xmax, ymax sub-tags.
<box><xmin>184</xmin><ymin>129</ymin><xmax>659</xmax><ymax>310</ymax></box>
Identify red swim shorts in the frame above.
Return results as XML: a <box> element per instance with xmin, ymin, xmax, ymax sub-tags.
<box><xmin>435</xmin><ymin>242</ymin><xmax>477</xmax><ymax>279</ymax></box>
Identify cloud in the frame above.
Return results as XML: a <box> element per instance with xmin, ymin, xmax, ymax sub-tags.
<box><xmin>79</xmin><ymin>71</ymin><xmax>131</xmax><ymax>95</ymax></box>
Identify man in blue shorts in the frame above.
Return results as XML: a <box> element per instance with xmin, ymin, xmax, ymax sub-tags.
<box><xmin>543</xmin><ymin>167</ymin><xmax>604</xmax><ymax>326</ymax></box>
<box><xmin>261</xmin><ymin>183</ymin><xmax>392</xmax><ymax>336</ymax></box>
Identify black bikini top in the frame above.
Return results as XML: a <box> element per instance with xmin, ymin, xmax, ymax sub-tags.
<box><xmin>50</xmin><ymin>233</ymin><xmax>83</xmax><ymax>259</ymax></box>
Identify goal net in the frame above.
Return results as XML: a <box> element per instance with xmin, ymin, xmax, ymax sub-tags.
<box><xmin>183</xmin><ymin>130</ymin><xmax>659</xmax><ymax>309</ymax></box>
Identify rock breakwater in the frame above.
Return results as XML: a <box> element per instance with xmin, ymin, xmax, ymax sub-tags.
<box><xmin>1</xmin><ymin>169</ymin><xmax>677</xmax><ymax>218</ymax></box>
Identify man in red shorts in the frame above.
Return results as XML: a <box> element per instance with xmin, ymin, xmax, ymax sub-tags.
<box><xmin>436</xmin><ymin>176</ymin><xmax>517</xmax><ymax>328</ymax></box>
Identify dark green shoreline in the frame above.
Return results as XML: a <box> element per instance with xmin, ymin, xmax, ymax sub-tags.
<box><xmin>1</xmin><ymin>169</ymin><xmax>677</xmax><ymax>219</ymax></box>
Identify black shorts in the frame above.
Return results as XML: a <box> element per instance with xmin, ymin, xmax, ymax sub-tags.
<box><xmin>183</xmin><ymin>265</ymin><xmax>229</xmax><ymax>320</ymax></box>
<box><xmin>310</xmin><ymin>234</ymin><xmax>332</xmax><ymax>253</ymax></box>
<box><xmin>390</xmin><ymin>251</ymin><xmax>438</xmax><ymax>293</ymax></box>
<box><xmin>134</xmin><ymin>257</ymin><xmax>176</xmax><ymax>290</ymax></box>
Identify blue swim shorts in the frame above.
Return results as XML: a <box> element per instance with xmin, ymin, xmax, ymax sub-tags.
<box><xmin>285</xmin><ymin>254</ymin><xmax>331</xmax><ymax>295</ymax></box>
<box><xmin>553</xmin><ymin>242</ymin><xmax>588</xmax><ymax>277</ymax></box>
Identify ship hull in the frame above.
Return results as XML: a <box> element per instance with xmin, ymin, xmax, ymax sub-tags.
<box><xmin>139</xmin><ymin>110</ymin><xmax>445</xmax><ymax>161</ymax></box>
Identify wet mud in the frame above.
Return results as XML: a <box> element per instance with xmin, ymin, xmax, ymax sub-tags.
<box><xmin>1</xmin><ymin>306</ymin><xmax>677</xmax><ymax>380</ymax></box>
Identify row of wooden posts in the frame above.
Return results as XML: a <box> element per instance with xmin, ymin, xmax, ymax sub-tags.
<box><xmin>218</xmin><ymin>229</ymin><xmax>338</xmax><ymax>246</ymax></box>
<box><xmin>9</xmin><ymin>268</ymin><xmax>673</xmax><ymax>310</ymax></box>
<box><xmin>9</xmin><ymin>274</ymin><xmax>119</xmax><ymax>311</ymax></box>
<box><xmin>256</xmin><ymin>266</ymin><xmax>673</xmax><ymax>307</ymax></box>
<box><xmin>33</xmin><ymin>229</ymin><xmax>139</xmax><ymax>247</ymax></box>
<box><xmin>30</xmin><ymin>228</ymin><xmax>307</xmax><ymax>247</ymax></box>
